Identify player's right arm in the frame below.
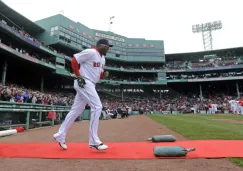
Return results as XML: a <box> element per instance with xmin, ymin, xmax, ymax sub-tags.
<box><xmin>71</xmin><ymin>50</ymin><xmax>92</xmax><ymax>87</ymax></box>
<box><xmin>71</xmin><ymin>57</ymin><xmax>81</xmax><ymax>77</ymax></box>
<box><xmin>72</xmin><ymin>50</ymin><xmax>92</xmax><ymax>76</ymax></box>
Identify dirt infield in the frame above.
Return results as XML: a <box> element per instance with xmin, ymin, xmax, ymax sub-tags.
<box><xmin>1</xmin><ymin>115</ymin><xmax>243</xmax><ymax>171</ymax></box>
<box><xmin>210</xmin><ymin>118</ymin><xmax>243</xmax><ymax>124</ymax></box>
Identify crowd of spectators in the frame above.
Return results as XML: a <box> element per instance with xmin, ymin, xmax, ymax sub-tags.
<box><xmin>0</xmin><ymin>83</ymin><xmax>74</xmax><ymax>106</ymax></box>
<box><xmin>104</xmin><ymin>75</ymin><xmax>157</xmax><ymax>82</ymax></box>
<box><xmin>100</xmin><ymin>91</ymin><xmax>236</xmax><ymax>114</ymax></box>
<box><xmin>0</xmin><ymin>80</ymin><xmax>238</xmax><ymax>116</ymax></box>
<box><xmin>0</xmin><ymin>36</ymin><xmax>54</xmax><ymax>65</ymax></box>
<box><xmin>106</xmin><ymin>57</ymin><xmax>243</xmax><ymax>73</ymax></box>
<box><xmin>167</xmin><ymin>71</ymin><xmax>243</xmax><ymax>80</ymax></box>
<box><xmin>106</xmin><ymin>64</ymin><xmax>164</xmax><ymax>71</ymax></box>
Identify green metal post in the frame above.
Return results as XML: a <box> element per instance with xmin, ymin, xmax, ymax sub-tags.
<box><xmin>52</xmin><ymin>111</ymin><xmax>55</xmax><ymax>126</ymax></box>
<box><xmin>39</xmin><ymin>111</ymin><xmax>42</xmax><ymax>128</ymax></box>
<box><xmin>40</xmin><ymin>76</ymin><xmax>44</xmax><ymax>92</ymax></box>
<box><xmin>199</xmin><ymin>84</ymin><xmax>203</xmax><ymax>98</ymax></box>
<box><xmin>2</xmin><ymin>60</ymin><xmax>7</xmax><ymax>85</ymax></box>
<box><xmin>59</xmin><ymin>112</ymin><xmax>62</xmax><ymax>121</ymax></box>
<box><xmin>79</xmin><ymin>113</ymin><xmax>82</xmax><ymax>121</ymax></box>
<box><xmin>236</xmin><ymin>82</ymin><xmax>240</xmax><ymax>98</ymax></box>
<box><xmin>26</xmin><ymin>111</ymin><xmax>30</xmax><ymax>130</ymax></box>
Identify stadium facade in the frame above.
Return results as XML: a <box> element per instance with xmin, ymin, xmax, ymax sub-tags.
<box><xmin>0</xmin><ymin>1</ymin><xmax>243</xmax><ymax>100</ymax></box>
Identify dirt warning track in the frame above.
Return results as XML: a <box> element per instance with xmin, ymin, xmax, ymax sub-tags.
<box><xmin>0</xmin><ymin>115</ymin><xmax>242</xmax><ymax>171</ymax></box>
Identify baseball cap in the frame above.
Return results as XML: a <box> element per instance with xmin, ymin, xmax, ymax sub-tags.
<box><xmin>96</xmin><ymin>39</ymin><xmax>113</xmax><ymax>47</ymax></box>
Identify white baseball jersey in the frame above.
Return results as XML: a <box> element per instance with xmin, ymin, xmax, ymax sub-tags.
<box><xmin>74</xmin><ymin>49</ymin><xmax>105</xmax><ymax>84</ymax></box>
<box><xmin>229</xmin><ymin>100</ymin><xmax>236</xmax><ymax>106</ymax></box>
<box><xmin>213</xmin><ymin>104</ymin><xmax>217</xmax><ymax>109</ymax></box>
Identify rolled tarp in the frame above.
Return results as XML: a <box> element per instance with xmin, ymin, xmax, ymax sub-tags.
<box><xmin>153</xmin><ymin>146</ymin><xmax>196</xmax><ymax>157</ymax></box>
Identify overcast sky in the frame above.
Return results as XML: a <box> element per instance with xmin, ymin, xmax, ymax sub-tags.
<box><xmin>2</xmin><ymin>0</ymin><xmax>243</xmax><ymax>54</ymax></box>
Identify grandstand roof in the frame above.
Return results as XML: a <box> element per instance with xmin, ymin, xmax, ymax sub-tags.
<box><xmin>0</xmin><ymin>1</ymin><xmax>45</xmax><ymax>35</ymax></box>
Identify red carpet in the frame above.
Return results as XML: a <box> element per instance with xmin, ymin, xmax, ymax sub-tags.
<box><xmin>1</xmin><ymin>140</ymin><xmax>243</xmax><ymax>159</ymax></box>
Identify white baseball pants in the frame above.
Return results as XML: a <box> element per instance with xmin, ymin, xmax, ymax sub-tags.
<box><xmin>232</xmin><ymin>105</ymin><xmax>237</xmax><ymax>114</ymax></box>
<box><xmin>55</xmin><ymin>79</ymin><xmax>103</xmax><ymax>146</ymax></box>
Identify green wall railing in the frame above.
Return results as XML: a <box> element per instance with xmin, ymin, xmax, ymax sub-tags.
<box><xmin>0</xmin><ymin>101</ymin><xmax>139</xmax><ymax>131</ymax></box>
<box><xmin>0</xmin><ymin>101</ymin><xmax>72</xmax><ymax>130</ymax></box>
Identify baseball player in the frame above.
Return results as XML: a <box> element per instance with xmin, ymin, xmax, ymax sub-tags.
<box><xmin>212</xmin><ymin>103</ymin><xmax>217</xmax><ymax>114</ymax></box>
<box><xmin>229</xmin><ymin>99</ymin><xmax>237</xmax><ymax>114</ymax></box>
<box><xmin>238</xmin><ymin>100</ymin><xmax>242</xmax><ymax>114</ymax></box>
<box><xmin>53</xmin><ymin>39</ymin><xmax>112</xmax><ymax>150</ymax></box>
<box><xmin>208</xmin><ymin>102</ymin><xmax>212</xmax><ymax>114</ymax></box>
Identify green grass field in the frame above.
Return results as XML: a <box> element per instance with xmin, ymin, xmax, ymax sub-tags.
<box><xmin>148</xmin><ymin>114</ymin><xmax>243</xmax><ymax>167</ymax></box>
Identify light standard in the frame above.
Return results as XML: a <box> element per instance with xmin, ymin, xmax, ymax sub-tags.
<box><xmin>109</xmin><ymin>16</ymin><xmax>115</xmax><ymax>32</ymax></box>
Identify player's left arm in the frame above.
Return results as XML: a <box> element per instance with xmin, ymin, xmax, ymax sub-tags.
<box><xmin>100</xmin><ymin>57</ymin><xmax>109</xmax><ymax>79</ymax></box>
<box><xmin>104</xmin><ymin>71</ymin><xmax>109</xmax><ymax>78</ymax></box>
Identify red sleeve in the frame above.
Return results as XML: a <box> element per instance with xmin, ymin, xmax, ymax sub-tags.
<box><xmin>71</xmin><ymin>57</ymin><xmax>80</xmax><ymax>77</ymax></box>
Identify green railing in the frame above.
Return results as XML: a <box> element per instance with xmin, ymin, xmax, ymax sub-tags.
<box><xmin>0</xmin><ymin>101</ymin><xmax>70</xmax><ymax>110</ymax></box>
<box><xmin>0</xmin><ymin>101</ymin><xmax>71</xmax><ymax>130</ymax></box>
<box><xmin>0</xmin><ymin>101</ymin><xmax>138</xmax><ymax>131</ymax></box>
<box><xmin>0</xmin><ymin>101</ymin><xmax>101</xmax><ymax>130</ymax></box>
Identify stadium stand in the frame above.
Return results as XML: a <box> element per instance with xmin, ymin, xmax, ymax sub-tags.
<box><xmin>0</xmin><ymin>1</ymin><xmax>243</xmax><ymax>130</ymax></box>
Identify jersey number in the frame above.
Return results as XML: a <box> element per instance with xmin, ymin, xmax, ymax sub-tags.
<box><xmin>93</xmin><ymin>62</ymin><xmax>100</xmax><ymax>68</ymax></box>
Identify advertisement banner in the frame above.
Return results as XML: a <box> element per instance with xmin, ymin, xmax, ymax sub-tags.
<box><xmin>95</xmin><ymin>32</ymin><xmax>125</xmax><ymax>42</ymax></box>
<box><xmin>162</xmin><ymin>111</ymin><xmax>170</xmax><ymax>114</ymax></box>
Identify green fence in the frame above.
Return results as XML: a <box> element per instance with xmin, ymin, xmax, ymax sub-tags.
<box><xmin>0</xmin><ymin>101</ymin><xmax>138</xmax><ymax>131</ymax></box>
<box><xmin>0</xmin><ymin>101</ymin><xmax>72</xmax><ymax>130</ymax></box>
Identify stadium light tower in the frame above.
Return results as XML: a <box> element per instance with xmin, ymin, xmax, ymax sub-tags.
<box><xmin>60</xmin><ymin>10</ymin><xmax>64</xmax><ymax>15</ymax></box>
<box><xmin>109</xmin><ymin>16</ymin><xmax>115</xmax><ymax>32</ymax></box>
<box><xmin>192</xmin><ymin>20</ymin><xmax>222</xmax><ymax>51</ymax></box>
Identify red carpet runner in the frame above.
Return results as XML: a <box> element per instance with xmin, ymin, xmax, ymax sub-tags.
<box><xmin>0</xmin><ymin>140</ymin><xmax>243</xmax><ymax>159</ymax></box>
